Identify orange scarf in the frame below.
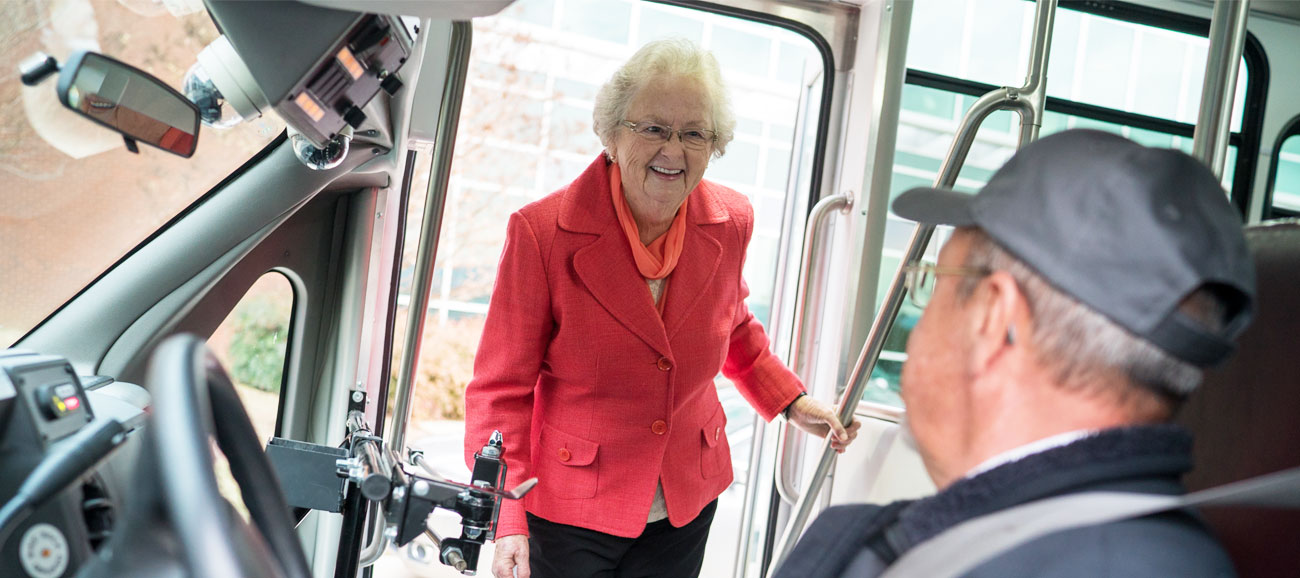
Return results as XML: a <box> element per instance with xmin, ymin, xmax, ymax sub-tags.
<box><xmin>609</xmin><ymin>163</ymin><xmax>688</xmax><ymax>282</ymax></box>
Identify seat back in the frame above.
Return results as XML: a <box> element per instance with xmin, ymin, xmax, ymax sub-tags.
<box><xmin>1178</xmin><ymin>220</ymin><xmax>1300</xmax><ymax>577</ymax></box>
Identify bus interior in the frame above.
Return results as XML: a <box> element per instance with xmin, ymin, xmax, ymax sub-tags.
<box><xmin>1</xmin><ymin>0</ymin><xmax>1298</xmax><ymax>577</ymax></box>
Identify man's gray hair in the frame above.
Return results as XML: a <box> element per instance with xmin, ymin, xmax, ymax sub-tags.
<box><xmin>959</xmin><ymin>229</ymin><xmax>1213</xmax><ymax>404</ymax></box>
<box><xmin>593</xmin><ymin>38</ymin><xmax>736</xmax><ymax>158</ymax></box>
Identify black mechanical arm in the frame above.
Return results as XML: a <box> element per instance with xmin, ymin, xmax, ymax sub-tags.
<box><xmin>266</xmin><ymin>398</ymin><xmax>535</xmax><ymax>576</ymax></box>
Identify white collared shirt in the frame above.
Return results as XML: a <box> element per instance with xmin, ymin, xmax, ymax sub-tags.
<box><xmin>964</xmin><ymin>429</ymin><xmax>1097</xmax><ymax>479</ymax></box>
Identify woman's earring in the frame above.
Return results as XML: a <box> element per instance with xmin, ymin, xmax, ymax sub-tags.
<box><xmin>1006</xmin><ymin>325</ymin><xmax>1017</xmax><ymax>346</ymax></box>
<box><xmin>605</xmin><ymin>150</ymin><xmax>616</xmax><ymax>163</ymax></box>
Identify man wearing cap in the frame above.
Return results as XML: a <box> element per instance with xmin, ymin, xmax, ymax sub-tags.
<box><xmin>773</xmin><ymin>129</ymin><xmax>1254</xmax><ymax>577</ymax></box>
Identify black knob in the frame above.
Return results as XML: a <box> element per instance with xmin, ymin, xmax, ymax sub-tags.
<box><xmin>380</xmin><ymin>75</ymin><xmax>403</xmax><ymax>96</ymax></box>
<box><xmin>20</xmin><ymin>53</ymin><xmax>59</xmax><ymax>87</ymax></box>
<box><xmin>343</xmin><ymin>105</ymin><xmax>366</xmax><ymax>129</ymax></box>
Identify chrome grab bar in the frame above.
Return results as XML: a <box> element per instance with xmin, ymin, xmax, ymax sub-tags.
<box><xmin>356</xmin><ymin>502</ymin><xmax>390</xmax><ymax>568</ymax></box>
<box><xmin>1191</xmin><ymin>0</ymin><xmax>1250</xmax><ymax>179</ymax></box>
<box><xmin>765</xmin><ymin>0</ymin><xmax>1057</xmax><ymax>572</ymax></box>
<box><xmin>386</xmin><ymin>21</ymin><xmax>473</xmax><ymax>456</ymax></box>
<box><xmin>362</xmin><ymin>21</ymin><xmax>472</xmax><ymax>570</ymax></box>
<box><xmin>774</xmin><ymin>192</ymin><xmax>854</xmax><ymax>506</ymax></box>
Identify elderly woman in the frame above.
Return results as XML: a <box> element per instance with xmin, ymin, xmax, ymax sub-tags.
<box><xmin>464</xmin><ymin>38</ymin><xmax>859</xmax><ymax>578</ymax></box>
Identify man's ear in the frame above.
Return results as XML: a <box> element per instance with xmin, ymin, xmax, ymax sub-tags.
<box><xmin>968</xmin><ymin>271</ymin><xmax>1024</xmax><ymax>375</ymax></box>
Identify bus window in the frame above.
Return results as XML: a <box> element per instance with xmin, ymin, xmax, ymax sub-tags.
<box><xmin>207</xmin><ymin>272</ymin><xmax>294</xmax><ymax>515</ymax></box>
<box><xmin>1268</xmin><ymin>129</ymin><xmax>1300</xmax><ymax>217</ymax></box>
<box><xmin>209</xmin><ymin>272</ymin><xmax>294</xmax><ymax>441</ymax></box>
<box><xmin>0</xmin><ymin>0</ymin><xmax>285</xmax><ymax>348</ymax></box>
<box><xmin>867</xmin><ymin>0</ymin><xmax>1264</xmax><ymax>407</ymax></box>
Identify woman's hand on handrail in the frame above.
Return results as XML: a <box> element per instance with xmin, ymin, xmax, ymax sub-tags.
<box><xmin>786</xmin><ymin>396</ymin><xmax>861</xmax><ymax>454</ymax></box>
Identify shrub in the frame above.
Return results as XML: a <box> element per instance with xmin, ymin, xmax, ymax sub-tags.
<box><xmin>227</xmin><ymin>298</ymin><xmax>289</xmax><ymax>393</ymax></box>
<box><xmin>390</xmin><ymin>316</ymin><xmax>485</xmax><ymax>422</ymax></box>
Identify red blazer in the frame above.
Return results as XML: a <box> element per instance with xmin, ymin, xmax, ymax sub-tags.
<box><xmin>464</xmin><ymin>155</ymin><xmax>804</xmax><ymax>538</ymax></box>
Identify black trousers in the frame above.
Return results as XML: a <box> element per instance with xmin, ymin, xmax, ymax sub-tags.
<box><xmin>526</xmin><ymin>500</ymin><xmax>718</xmax><ymax>578</ymax></box>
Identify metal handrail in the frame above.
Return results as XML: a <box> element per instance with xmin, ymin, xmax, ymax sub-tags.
<box><xmin>386</xmin><ymin>21</ymin><xmax>473</xmax><ymax>456</ymax></box>
<box><xmin>765</xmin><ymin>0</ymin><xmax>1057</xmax><ymax>572</ymax></box>
<box><xmin>732</xmin><ymin>65</ymin><xmax>825</xmax><ymax>578</ymax></box>
<box><xmin>348</xmin><ymin>409</ymin><xmax>393</xmax><ymax>568</ymax></box>
<box><xmin>355</xmin><ymin>502</ymin><xmax>390</xmax><ymax>567</ymax></box>
<box><xmin>1191</xmin><ymin>0</ymin><xmax>1250</xmax><ymax>179</ymax></box>
<box><xmin>774</xmin><ymin>192</ymin><xmax>853</xmax><ymax>506</ymax></box>
<box><xmin>362</xmin><ymin>22</ymin><xmax>472</xmax><ymax>569</ymax></box>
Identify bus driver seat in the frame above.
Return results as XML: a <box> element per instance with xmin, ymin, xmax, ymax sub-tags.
<box><xmin>1178</xmin><ymin>219</ymin><xmax>1300</xmax><ymax>577</ymax></box>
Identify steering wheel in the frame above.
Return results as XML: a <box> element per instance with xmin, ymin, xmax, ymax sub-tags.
<box><xmin>142</xmin><ymin>334</ymin><xmax>311</xmax><ymax>578</ymax></box>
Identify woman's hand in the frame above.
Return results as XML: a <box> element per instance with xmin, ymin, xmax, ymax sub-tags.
<box><xmin>786</xmin><ymin>395</ymin><xmax>861</xmax><ymax>453</ymax></box>
<box><xmin>493</xmin><ymin>534</ymin><xmax>530</xmax><ymax>578</ymax></box>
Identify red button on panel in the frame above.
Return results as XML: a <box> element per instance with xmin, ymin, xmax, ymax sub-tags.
<box><xmin>651</xmin><ymin>420</ymin><xmax>668</xmax><ymax>435</ymax></box>
<box><xmin>558</xmin><ymin>448</ymin><xmax>572</xmax><ymax>462</ymax></box>
<box><xmin>656</xmin><ymin>357</ymin><xmax>672</xmax><ymax>371</ymax></box>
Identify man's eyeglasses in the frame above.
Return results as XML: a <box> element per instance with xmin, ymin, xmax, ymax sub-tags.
<box><xmin>902</xmin><ymin>261</ymin><xmax>992</xmax><ymax>308</ymax></box>
<box><xmin>622</xmin><ymin>120</ymin><xmax>717</xmax><ymax>150</ymax></box>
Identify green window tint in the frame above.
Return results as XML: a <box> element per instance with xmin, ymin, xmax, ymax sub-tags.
<box><xmin>901</xmin><ymin>85</ymin><xmax>956</xmax><ymax>119</ymax></box>
<box><xmin>1272</xmin><ymin>134</ymin><xmax>1300</xmax><ymax>214</ymax></box>
<box><xmin>1127</xmin><ymin>127</ymin><xmax>1175</xmax><ymax>149</ymax></box>
<box><xmin>1222</xmin><ymin>146</ymin><xmax>1238</xmax><ymax>193</ymax></box>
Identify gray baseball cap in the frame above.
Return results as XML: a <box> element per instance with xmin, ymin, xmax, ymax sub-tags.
<box><xmin>892</xmin><ymin>129</ymin><xmax>1255</xmax><ymax>367</ymax></box>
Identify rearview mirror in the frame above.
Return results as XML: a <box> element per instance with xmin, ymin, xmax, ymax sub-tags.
<box><xmin>57</xmin><ymin>52</ymin><xmax>200</xmax><ymax>158</ymax></box>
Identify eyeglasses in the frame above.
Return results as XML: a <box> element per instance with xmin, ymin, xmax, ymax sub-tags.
<box><xmin>902</xmin><ymin>261</ymin><xmax>992</xmax><ymax>308</ymax></box>
<box><xmin>621</xmin><ymin>120</ymin><xmax>718</xmax><ymax>150</ymax></box>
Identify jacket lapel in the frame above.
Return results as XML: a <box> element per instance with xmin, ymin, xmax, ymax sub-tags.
<box><xmin>561</xmin><ymin>158</ymin><xmax>734</xmax><ymax>355</ymax></box>
<box><xmin>662</xmin><ymin>182</ymin><xmax>729</xmax><ymax>340</ymax></box>
<box><xmin>565</xmin><ymin>156</ymin><xmax>672</xmax><ymax>356</ymax></box>
<box><xmin>573</xmin><ymin>235</ymin><xmax>673</xmax><ymax>356</ymax></box>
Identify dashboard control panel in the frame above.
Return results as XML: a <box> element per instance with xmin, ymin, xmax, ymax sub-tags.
<box><xmin>1</xmin><ymin>352</ymin><xmax>92</xmax><ymax>449</ymax></box>
<box><xmin>1</xmin><ymin>352</ymin><xmax>135</xmax><ymax>578</ymax></box>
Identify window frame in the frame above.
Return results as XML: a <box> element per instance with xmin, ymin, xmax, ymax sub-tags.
<box><xmin>1262</xmin><ymin>116</ymin><xmax>1300</xmax><ymax>220</ymax></box>
<box><xmin>209</xmin><ymin>268</ymin><xmax>300</xmax><ymax>439</ymax></box>
<box><xmin>904</xmin><ymin>0</ymin><xmax>1269</xmax><ymax>217</ymax></box>
<box><xmin>650</xmin><ymin>0</ymin><xmax>838</xmax><ymax>213</ymax></box>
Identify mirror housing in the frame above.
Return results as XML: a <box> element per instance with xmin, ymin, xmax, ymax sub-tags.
<box><xmin>56</xmin><ymin>52</ymin><xmax>200</xmax><ymax>158</ymax></box>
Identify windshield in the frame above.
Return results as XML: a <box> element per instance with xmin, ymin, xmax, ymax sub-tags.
<box><xmin>0</xmin><ymin>0</ymin><xmax>285</xmax><ymax>347</ymax></box>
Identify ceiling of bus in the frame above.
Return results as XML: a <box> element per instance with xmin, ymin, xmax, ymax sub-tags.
<box><xmin>1250</xmin><ymin>1</ymin><xmax>1300</xmax><ymax>22</ymax></box>
<box><xmin>1184</xmin><ymin>0</ymin><xmax>1300</xmax><ymax>23</ymax></box>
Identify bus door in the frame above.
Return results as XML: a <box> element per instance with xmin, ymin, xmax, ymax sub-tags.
<box><xmin>376</xmin><ymin>2</ymin><xmax>865</xmax><ymax>577</ymax></box>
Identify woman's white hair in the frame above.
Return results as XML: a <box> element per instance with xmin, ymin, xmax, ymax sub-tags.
<box><xmin>593</xmin><ymin>37</ymin><xmax>736</xmax><ymax>158</ymax></box>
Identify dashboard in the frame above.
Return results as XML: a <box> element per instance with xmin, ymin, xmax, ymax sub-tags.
<box><xmin>0</xmin><ymin>351</ymin><xmax>149</xmax><ymax>578</ymax></box>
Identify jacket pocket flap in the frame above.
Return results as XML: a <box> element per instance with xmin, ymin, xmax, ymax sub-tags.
<box><xmin>702</xmin><ymin>405</ymin><xmax>726</xmax><ymax>448</ymax></box>
<box><xmin>540</xmin><ymin>422</ymin><xmax>599</xmax><ymax>466</ymax></box>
